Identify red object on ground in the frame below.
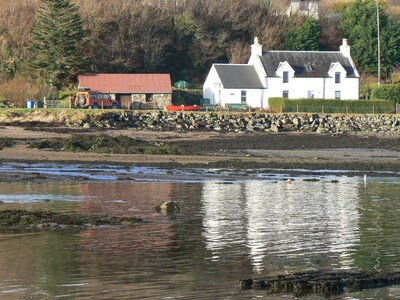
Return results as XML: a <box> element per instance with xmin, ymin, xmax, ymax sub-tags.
<box><xmin>166</xmin><ymin>105</ymin><xmax>201</xmax><ymax>111</ymax></box>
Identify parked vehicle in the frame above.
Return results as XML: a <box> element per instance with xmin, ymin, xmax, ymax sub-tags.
<box><xmin>74</xmin><ymin>90</ymin><xmax>120</xmax><ymax>109</ymax></box>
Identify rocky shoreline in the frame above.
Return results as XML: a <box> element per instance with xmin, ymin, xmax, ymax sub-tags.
<box><xmin>1</xmin><ymin>110</ymin><xmax>400</xmax><ymax>175</ymax></box>
<box><xmin>1</xmin><ymin>110</ymin><xmax>400</xmax><ymax>135</ymax></box>
<box><xmin>50</xmin><ymin>111</ymin><xmax>400</xmax><ymax>135</ymax></box>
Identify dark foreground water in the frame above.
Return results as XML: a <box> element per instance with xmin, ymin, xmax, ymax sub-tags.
<box><xmin>1</xmin><ymin>164</ymin><xmax>400</xmax><ymax>299</ymax></box>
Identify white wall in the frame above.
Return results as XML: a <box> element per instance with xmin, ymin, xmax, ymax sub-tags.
<box><xmin>220</xmin><ymin>88</ymin><xmax>265</xmax><ymax>108</ymax></box>
<box><xmin>203</xmin><ymin>64</ymin><xmax>269</xmax><ymax>108</ymax></box>
<box><xmin>203</xmin><ymin>66</ymin><xmax>221</xmax><ymax>105</ymax></box>
<box><xmin>266</xmin><ymin>74</ymin><xmax>359</xmax><ymax>100</ymax></box>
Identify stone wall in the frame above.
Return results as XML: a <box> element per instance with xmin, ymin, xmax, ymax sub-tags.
<box><xmin>74</xmin><ymin>111</ymin><xmax>400</xmax><ymax>134</ymax></box>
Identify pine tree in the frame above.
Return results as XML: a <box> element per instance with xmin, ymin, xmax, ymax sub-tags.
<box><xmin>340</xmin><ymin>0</ymin><xmax>400</xmax><ymax>78</ymax></box>
<box><xmin>284</xmin><ymin>17</ymin><xmax>321</xmax><ymax>51</ymax></box>
<box><xmin>28</xmin><ymin>0</ymin><xmax>90</xmax><ymax>88</ymax></box>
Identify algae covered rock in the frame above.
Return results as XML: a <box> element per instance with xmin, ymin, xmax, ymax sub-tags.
<box><xmin>0</xmin><ymin>209</ymin><xmax>142</xmax><ymax>230</ymax></box>
<box><xmin>155</xmin><ymin>201</ymin><xmax>180</xmax><ymax>214</ymax></box>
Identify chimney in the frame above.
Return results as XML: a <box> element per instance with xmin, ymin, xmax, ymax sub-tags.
<box><xmin>340</xmin><ymin>38</ymin><xmax>351</xmax><ymax>58</ymax></box>
<box><xmin>251</xmin><ymin>37</ymin><xmax>262</xmax><ymax>57</ymax></box>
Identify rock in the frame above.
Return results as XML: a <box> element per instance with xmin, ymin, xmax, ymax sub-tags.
<box><xmin>155</xmin><ymin>201</ymin><xmax>180</xmax><ymax>214</ymax></box>
<box><xmin>316</xmin><ymin>127</ymin><xmax>330</xmax><ymax>133</ymax></box>
<box><xmin>270</xmin><ymin>124</ymin><xmax>280</xmax><ymax>132</ymax></box>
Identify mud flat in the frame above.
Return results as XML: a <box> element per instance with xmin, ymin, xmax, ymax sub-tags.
<box><xmin>0</xmin><ymin>125</ymin><xmax>400</xmax><ymax>175</ymax></box>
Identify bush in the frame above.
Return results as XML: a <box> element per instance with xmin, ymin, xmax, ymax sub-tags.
<box><xmin>370</xmin><ymin>84</ymin><xmax>400</xmax><ymax>103</ymax></box>
<box><xmin>0</xmin><ymin>79</ymin><xmax>59</xmax><ymax>107</ymax></box>
<box><xmin>172</xmin><ymin>88</ymin><xmax>202</xmax><ymax>105</ymax></box>
<box><xmin>269</xmin><ymin>97</ymin><xmax>395</xmax><ymax>114</ymax></box>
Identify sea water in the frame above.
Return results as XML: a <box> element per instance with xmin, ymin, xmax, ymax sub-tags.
<box><xmin>1</xmin><ymin>164</ymin><xmax>400</xmax><ymax>299</ymax></box>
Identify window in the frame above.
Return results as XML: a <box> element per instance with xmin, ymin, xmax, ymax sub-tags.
<box><xmin>335</xmin><ymin>72</ymin><xmax>341</xmax><ymax>84</ymax></box>
<box><xmin>241</xmin><ymin>90</ymin><xmax>247</xmax><ymax>103</ymax></box>
<box><xmin>283</xmin><ymin>71</ymin><xmax>289</xmax><ymax>83</ymax></box>
<box><xmin>335</xmin><ymin>91</ymin><xmax>341</xmax><ymax>100</ymax></box>
<box><xmin>299</xmin><ymin>0</ymin><xmax>308</xmax><ymax>11</ymax></box>
<box><xmin>283</xmin><ymin>90</ymin><xmax>289</xmax><ymax>98</ymax></box>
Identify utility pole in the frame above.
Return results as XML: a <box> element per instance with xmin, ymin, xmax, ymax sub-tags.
<box><xmin>376</xmin><ymin>0</ymin><xmax>381</xmax><ymax>85</ymax></box>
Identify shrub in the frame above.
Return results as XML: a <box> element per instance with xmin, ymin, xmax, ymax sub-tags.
<box><xmin>370</xmin><ymin>84</ymin><xmax>400</xmax><ymax>103</ymax></box>
<box><xmin>0</xmin><ymin>79</ymin><xmax>58</xmax><ymax>107</ymax></box>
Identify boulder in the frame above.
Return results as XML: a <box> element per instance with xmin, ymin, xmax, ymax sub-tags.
<box><xmin>155</xmin><ymin>201</ymin><xmax>180</xmax><ymax>214</ymax></box>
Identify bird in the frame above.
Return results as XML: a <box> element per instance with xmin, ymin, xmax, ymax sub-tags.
<box><xmin>364</xmin><ymin>174</ymin><xmax>367</xmax><ymax>183</ymax></box>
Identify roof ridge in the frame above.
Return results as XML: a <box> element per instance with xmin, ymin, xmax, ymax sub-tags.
<box><xmin>264</xmin><ymin>50</ymin><xmax>342</xmax><ymax>54</ymax></box>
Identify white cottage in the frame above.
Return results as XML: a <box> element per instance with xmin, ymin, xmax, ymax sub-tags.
<box><xmin>203</xmin><ymin>38</ymin><xmax>360</xmax><ymax>109</ymax></box>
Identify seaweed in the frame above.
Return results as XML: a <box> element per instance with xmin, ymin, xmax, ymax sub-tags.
<box><xmin>0</xmin><ymin>209</ymin><xmax>142</xmax><ymax>230</ymax></box>
<box><xmin>29</xmin><ymin>135</ymin><xmax>188</xmax><ymax>155</ymax></box>
<box><xmin>239</xmin><ymin>271</ymin><xmax>400</xmax><ymax>296</ymax></box>
<box><xmin>0</xmin><ymin>138</ymin><xmax>13</xmax><ymax>150</ymax></box>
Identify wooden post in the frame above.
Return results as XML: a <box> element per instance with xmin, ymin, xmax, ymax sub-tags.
<box><xmin>322</xmin><ymin>105</ymin><xmax>324</xmax><ymax>114</ymax></box>
<box><xmin>346</xmin><ymin>106</ymin><xmax>348</xmax><ymax>114</ymax></box>
<box><xmin>102</xmin><ymin>100</ymin><xmax>104</xmax><ymax>110</ymax></box>
<box><xmin>373</xmin><ymin>105</ymin><xmax>375</xmax><ymax>115</ymax></box>
<box><xmin>297</xmin><ymin>105</ymin><xmax>299</xmax><ymax>113</ymax></box>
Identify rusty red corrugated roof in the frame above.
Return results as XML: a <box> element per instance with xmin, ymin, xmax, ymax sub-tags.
<box><xmin>78</xmin><ymin>73</ymin><xmax>172</xmax><ymax>93</ymax></box>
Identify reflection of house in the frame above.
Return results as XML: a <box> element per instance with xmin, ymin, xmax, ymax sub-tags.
<box><xmin>78</xmin><ymin>73</ymin><xmax>172</xmax><ymax>110</ymax></box>
<box><xmin>287</xmin><ymin>0</ymin><xmax>320</xmax><ymax>18</ymax></box>
<box><xmin>203</xmin><ymin>38</ymin><xmax>359</xmax><ymax>109</ymax></box>
<box><xmin>201</xmin><ymin>179</ymin><xmax>360</xmax><ymax>273</ymax></box>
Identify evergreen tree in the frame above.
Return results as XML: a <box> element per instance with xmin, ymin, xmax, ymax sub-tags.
<box><xmin>340</xmin><ymin>0</ymin><xmax>400</xmax><ymax>78</ymax></box>
<box><xmin>28</xmin><ymin>0</ymin><xmax>90</xmax><ymax>88</ymax></box>
<box><xmin>284</xmin><ymin>17</ymin><xmax>321</xmax><ymax>51</ymax></box>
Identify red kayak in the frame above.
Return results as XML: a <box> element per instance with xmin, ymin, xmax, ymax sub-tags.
<box><xmin>166</xmin><ymin>105</ymin><xmax>201</xmax><ymax>111</ymax></box>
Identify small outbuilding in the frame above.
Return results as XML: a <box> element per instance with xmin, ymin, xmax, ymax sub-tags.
<box><xmin>78</xmin><ymin>73</ymin><xmax>172</xmax><ymax>109</ymax></box>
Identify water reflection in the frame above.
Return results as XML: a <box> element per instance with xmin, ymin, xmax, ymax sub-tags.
<box><xmin>2</xmin><ymin>176</ymin><xmax>400</xmax><ymax>299</ymax></box>
<box><xmin>202</xmin><ymin>179</ymin><xmax>361</xmax><ymax>273</ymax></box>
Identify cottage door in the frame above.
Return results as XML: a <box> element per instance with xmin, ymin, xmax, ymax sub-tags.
<box><xmin>118</xmin><ymin>95</ymin><xmax>132</xmax><ymax>110</ymax></box>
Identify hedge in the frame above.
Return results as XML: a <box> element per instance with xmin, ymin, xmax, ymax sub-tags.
<box><xmin>269</xmin><ymin>98</ymin><xmax>395</xmax><ymax>114</ymax></box>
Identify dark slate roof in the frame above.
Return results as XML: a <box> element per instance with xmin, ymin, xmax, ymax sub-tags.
<box><xmin>260</xmin><ymin>51</ymin><xmax>358</xmax><ymax>78</ymax></box>
<box><xmin>214</xmin><ymin>64</ymin><xmax>264</xmax><ymax>89</ymax></box>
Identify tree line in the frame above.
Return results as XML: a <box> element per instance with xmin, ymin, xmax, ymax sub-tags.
<box><xmin>0</xmin><ymin>0</ymin><xmax>399</xmax><ymax>104</ymax></box>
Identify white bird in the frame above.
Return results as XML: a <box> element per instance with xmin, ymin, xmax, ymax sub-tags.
<box><xmin>364</xmin><ymin>174</ymin><xmax>367</xmax><ymax>183</ymax></box>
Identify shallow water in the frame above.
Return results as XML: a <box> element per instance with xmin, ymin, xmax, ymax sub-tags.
<box><xmin>1</xmin><ymin>164</ymin><xmax>400</xmax><ymax>299</ymax></box>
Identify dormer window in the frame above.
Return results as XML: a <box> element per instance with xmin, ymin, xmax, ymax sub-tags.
<box><xmin>283</xmin><ymin>71</ymin><xmax>289</xmax><ymax>83</ymax></box>
<box><xmin>335</xmin><ymin>72</ymin><xmax>341</xmax><ymax>83</ymax></box>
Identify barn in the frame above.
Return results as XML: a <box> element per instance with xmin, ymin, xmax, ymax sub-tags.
<box><xmin>78</xmin><ymin>73</ymin><xmax>172</xmax><ymax>110</ymax></box>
